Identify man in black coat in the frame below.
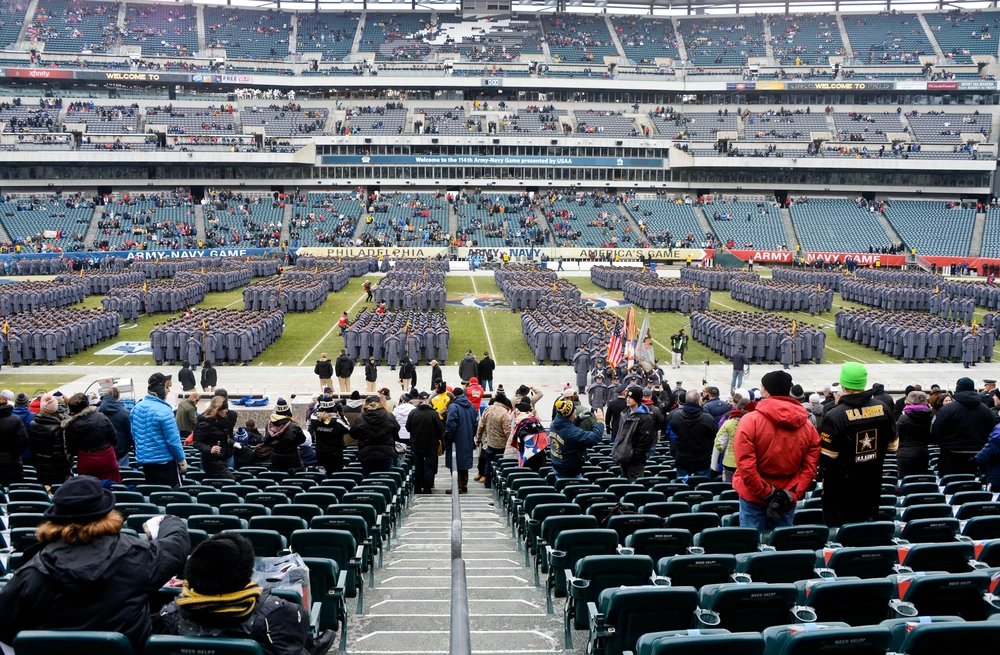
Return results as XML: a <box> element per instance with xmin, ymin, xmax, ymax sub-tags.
<box><xmin>177</xmin><ymin>363</ymin><xmax>196</xmax><ymax>392</ymax></box>
<box><xmin>314</xmin><ymin>353</ymin><xmax>333</xmax><ymax>393</ymax></box>
<box><xmin>335</xmin><ymin>349</ymin><xmax>355</xmax><ymax>393</ymax></box>
<box><xmin>932</xmin><ymin>376</ymin><xmax>999</xmax><ymax>475</ymax></box>
<box><xmin>406</xmin><ymin>392</ymin><xmax>444</xmax><ymax>494</ymax></box>
<box><xmin>200</xmin><ymin>362</ymin><xmax>217</xmax><ymax>393</ymax></box>
<box><xmin>668</xmin><ymin>390</ymin><xmax>719</xmax><ymax>478</ymax></box>
<box><xmin>477</xmin><ymin>352</ymin><xmax>496</xmax><ymax>392</ymax></box>
<box><xmin>99</xmin><ymin>387</ymin><xmax>134</xmax><ymax>471</ymax></box>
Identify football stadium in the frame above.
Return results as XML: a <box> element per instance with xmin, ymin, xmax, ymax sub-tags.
<box><xmin>1</xmin><ymin>0</ymin><xmax>1000</xmax><ymax>652</ymax></box>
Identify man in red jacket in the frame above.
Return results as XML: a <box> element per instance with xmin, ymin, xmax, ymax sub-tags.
<box><xmin>733</xmin><ymin>370</ymin><xmax>820</xmax><ymax>531</ymax></box>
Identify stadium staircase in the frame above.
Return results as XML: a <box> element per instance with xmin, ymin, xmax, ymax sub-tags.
<box><xmin>115</xmin><ymin>2</ymin><xmax>127</xmax><ymax>44</ymax></box>
<box><xmin>346</xmin><ymin>472</ymin><xmax>561</xmax><ymax>655</ymax></box>
<box><xmin>193</xmin><ymin>204</ymin><xmax>206</xmax><ymax>243</ymax></box>
<box><xmin>672</xmin><ymin>18</ymin><xmax>689</xmax><ymax>64</ymax></box>
<box><xmin>779</xmin><ymin>206</ymin><xmax>800</xmax><ymax>252</ymax></box>
<box><xmin>762</xmin><ymin>19</ymin><xmax>776</xmax><ymax>61</ymax></box>
<box><xmin>917</xmin><ymin>13</ymin><xmax>946</xmax><ymax>61</ymax></box>
<box><xmin>874</xmin><ymin>208</ymin><xmax>905</xmax><ymax>247</ymax></box>
<box><xmin>16</xmin><ymin>0</ymin><xmax>39</xmax><ymax>47</ymax></box>
<box><xmin>83</xmin><ymin>206</ymin><xmax>103</xmax><ymax>248</ymax></box>
<box><xmin>289</xmin><ymin>14</ymin><xmax>299</xmax><ymax>60</ymax></box>
<box><xmin>0</xmin><ymin>218</ymin><xmax>10</xmax><ymax>246</ymax></box>
<box><xmin>532</xmin><ymin>205</ymin><xmax>558</xmax><ymax>247</ymax></box>
<box><xmin>196</xmin><ymin>6</ymin><xmax>207</xmax><ymax>54</ymax></box>
<box><xmin>604</xmin><ymin>16</ymin><xmax>628</xmax><ymax>61</ymax></box>
<box><xmin>692</xmin><ymin>205</ymin><xmax>712</xmax><ymax>239</ymax></box>
<box><xmin>281</xmin><ymin>202</ymin><xmax>292</xmax><ymax>245</ymax></box>
<box><xmin>834</xmin><ymin>15</ymin><xmax>853</xmax><ymax>59</ymax></box>
<box><xmin>970</xmin><ymin>210</ymin><xmax>986</xmax><ymax>258</ymax></box>
<box><xmin>618</xmin><ymin>203</ymin><xmax>647</xmax><ymax>241</ymax></box>
<box><xmin>350</xmin><ymin>13</ymin><xmax>366</xmax><ymax>61</ymax></box>
<box><xmin>448</xmin><ymin>204</ymin><xmax>459</xmax><ymax>239</ymax></box>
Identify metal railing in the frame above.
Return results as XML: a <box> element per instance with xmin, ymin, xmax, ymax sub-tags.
<box><xmin>449</xmin><ymin>444</ymin><xmax>472</xmax><ymax>655</ymax></box>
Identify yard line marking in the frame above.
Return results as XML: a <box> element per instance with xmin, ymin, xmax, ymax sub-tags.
<box><xmin>470</xmin><ymin>276</ymin><xmax>497</xmax><ymax>359</ymax></box>
<box><xmin>297</xmin><ymin>283</ymin><xmax>369</xmax><ymax>366</ymax></box>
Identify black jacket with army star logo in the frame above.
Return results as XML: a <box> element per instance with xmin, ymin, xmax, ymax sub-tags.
<box><xmin>818</xmin><ymin>390</ymin><xmax>898</xmax><ymax>527</ymax></box>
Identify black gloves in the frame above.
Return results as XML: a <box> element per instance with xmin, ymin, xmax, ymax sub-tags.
<box><xmin>765</xmin><ymin>488</ymin><xmax>796</xmax><ymax>523</ymax></box>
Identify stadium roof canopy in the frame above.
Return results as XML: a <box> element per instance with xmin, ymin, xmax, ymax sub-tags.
<box><xmin>197</xmin><ymin>0</ymin><xmax>998</xmax><ymax>15</ymax></box>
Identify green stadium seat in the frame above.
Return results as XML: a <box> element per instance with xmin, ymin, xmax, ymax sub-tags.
<box><xmin>564</xmin><ymin>554</ymin><xmax>655</xmax><ymax>643</ymax></box>
<box><xmin>735</xmin><ymin>550</ymin><xmax>818</xmax><ymax>584</ymax></box>
<box><xmin>145</xmin><ymin>635</ymin><xmax>263</xmax><ymax>654</ymax></box>
<box><xmin>797</xmin><ymin>577</ymin><xmax>900</xmax><ymax>626</ymax></box>
<box><xmin>697</xmin><ymin>582</ymin><xmax>800</xmax><ymax>632</ymax></box>
<box><xmin>589</xmin><ymin>586</ymin><xmax>700</xmax><ymax>655</ymax></box>
<box><xmin>13</xmin><ymin>630</ymin><xmax>135</xmax><ymax>655</ymax></box>
<box><xmin>761</xmin><ymin>623</ymin><xmax>890</xmax><ymax>655</ymax></box>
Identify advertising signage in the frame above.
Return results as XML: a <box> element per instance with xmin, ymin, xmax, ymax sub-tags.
<box><xmin>320</xmin><ymin>154</ymin><xmax>665</xmax><ymax>168</ymax></box>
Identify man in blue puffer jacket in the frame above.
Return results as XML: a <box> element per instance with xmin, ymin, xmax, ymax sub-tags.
<box><xmin>974</xmin><ymin>423</ymin><xmax>1000</xmax><ymax>492</ymax></box>
<box><xmin>130</xmin><ymin>372</ymin><xmax>187</xmax><ymax>487</ymax></box>
<box><xmin>550</xmin><ymin>396</ymin><xmax>605</xmax><ymax>479</ymax></box>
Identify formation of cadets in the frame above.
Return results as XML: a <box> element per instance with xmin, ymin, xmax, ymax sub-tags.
<box><xmin>835</xmin><ymin>309</ymin><xmax>995</xmax><ymax>365</ymax></box>
<box><xmin>680</xmin><ymin>267</ymin><xmax>759</xmax><ymax>290</ymax></box>
<box><xmin>691</xmin><ymin>310</ymin><xmax>827</xmax><ymax>367</ymax></box>
<box><xmin>590</xmin><ymin>265</ymin><xmax>657</xmax><ymax>290</ymax></box>
<box><xmin>295</xmin><ymin>255</ymin><xmax>377</xmax><ymax>277</ymax></box>
<box><xmin>283</xmin><ymin>268</ymin><xmax>350</xmax><ymax>292</ymax></box>
<box><xmin>943</xmin><ymin>279</ymin><xmax>1000</xmax><ymax>310</ymax></box>
<box><xmin>102</xmin><ymin>280</ymin><xmax>209</xmax><ymax>320</ymax></box>
<box><xmin>149</xmin><ymin>309</ymin><xmax>284</xmax><ymax>367</ymax></box>
<box><xmin>729</xmin><ymin>278</ymin><xmax>834</xmax><ymax>315</ymax></box>
<box><xmin>342</xmin><ymin>308</ymin><xmax>449</xmax><ymax>365</ymax></box>
<box><xmin>772</xmin><ymin>268</ymin><xmax>845</xmax><ymax>290</ymax></box>
<box><xmin>622</xmin><ymin>278</ymin><xmax>712</xmax><ymax>312</ymax></box>
<box><xmin>496</xmin><ymin>266</ymin><xmax>581</xmax><ymax>310</ymax></box>
<box><xmin>522</xmin><ymin>299</ymin><xmax>624</xmax><ymax>365</ymax></box>
<box><xmin>54</xmin><ymin>270</ymin><xmax>145</xmax><ymax>295</ymax></box>
<box><xmin>0</xmin><ymin>279</ymin><xmax>87</xmax><ymax>316</ymax></box>
<box><xmin>0</xmin><ymin>309</ymin><xmax>120</xmax><ymax>366</ymax></box>
<box><xmin>175</xmin><ymin>266</ymin><xmax>253</xmax><ymax>292</ymax></box>
<box><xmin>242</xmin><ymin>277</ymin><xmax>328</xmax><ymax>312</ymax></box>
<box><xmin>373</xmin><ymin>266</ymin><xmax>447</xmax><ymax>310</ymax></box>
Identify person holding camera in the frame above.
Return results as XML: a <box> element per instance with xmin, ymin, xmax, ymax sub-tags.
<box><xmin>194</xmin><ymin>396</ymin><xmax>235</xmax><ymax>479</ymax></box>
<box><xmin>733</xmin><ymin>370</ymin><xmax>820</xmax><ymax>532</ymax></box>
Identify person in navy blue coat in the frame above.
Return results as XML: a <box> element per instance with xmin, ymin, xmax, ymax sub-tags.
<box><xmin>444</xmin><ymin>387</ymin><xmax>478</xmax><ymax>494</ymax></box>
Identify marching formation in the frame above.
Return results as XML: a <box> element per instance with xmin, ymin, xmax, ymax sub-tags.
<box><xmin>373</xmin><ymin>264</ymin><xmax>447</xmax><ymax>310</ymax></box>
<box><xmin>0</xmin><ymin>308</ymin><xmax>120</xmax><ymax>366</ymax></box>
<box><xmin>522</xmin><ymin>299</ymin><xmax>624</xmax><ymax>365</ymax></box>
<box><xmin>835</xmin><ymin>309</ymin><xmax>995</xmax><ymax>365</ymax></box>
<box><xmin>496</xmin><ymin>266</ymin><xmax>581</xmax><ymax>310</ymax></box>
<box><xmin>242</xmin><ymin>277</ymin><xmax>328</xmax><ymax>312</ymax></box>
<box><xmin>691</xmin><ymin>310</ymin><xmax>827</xmax><ymax>366</ymax></box>
<box><xmin>149</xmin><ymin>309</ymin><xmax>284</xmax><ymax>366</ymax></box>
<box><xmin>102</xmin><ymin>280</ymin><xmax>209</xmax><ymax>319</ymax></box>
<box><xmin>729</xmin><ymin>279</ymin><xmax>834</xmax><ymax>315</ymax></box>
<box><xmin>680</xmin><ymin>267</ymin><xmax>758</xmax><ymax>290</ymax></box>
<box><xmin>622</xmin><ymin>278</ymin><xmax>712</xmax><ymax>312</ymax></box>
<box><xmin>590</xmin><ymin>265</ymin><xmax>657</xmax><ymax>290</ymax></box>
<box><xmin>342</xmin><ymin>308</ymin><xmax>449</xmax><ymax>365</ymax></box>
<box><xmin>771</xmin><ymin>268</ymin><xmax>844</xmax><ymax>290</ymax></box>
<box><xmin>0</xmin><ymin>280</ymin><xmax>86</xmax><ymax>316</ymax></box>
<box><xmin>54</xmin><ymin>270</ymin><xmax>146</xmax><ymax>295</ymax></box>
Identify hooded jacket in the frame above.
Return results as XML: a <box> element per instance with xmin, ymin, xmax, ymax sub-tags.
<box><xmin>99</xmin><ymin>395</ymin><xmax>134</xmax><ymax>458</ymax></box>
<box><xmin>871</xmin><ymin>383</ymin><xmax>894</xmax><ymax>414</ymax></box>
<box><xmin>334</xmin><ymin>354</ymin><xmax>355</xmax><ymax>379</ymax></box>
<box><xmin>612</xmin><ymin>404</ymin><xmax>657</xmax><ymax>466</ymax></box>
<box><xmin>733</xmin><ymin>395</ymin><xmax>820</xmax><ymax>505</ymax></box>
<box><xmin>550</xmin><ymin>413</ymin><xmax>604</xmax><ymax>478</ymax></box>
<box><xmin>314</xmin><ymin>357</ymin><xmax>333</xmax><ymax>380</ymax></box>
<box><xmin>896</xmin><ymin>404</ymin><xmax>933</xmax><ymax>457</ymax></box>
<box><xmin>974</xmin><ymin>423</ymin><xmax>1000</xmax><ymax>487</ymax></box>
<box><xmin>350</xmin><ymin>407</ymin><xmax>399</xmax><ymax>468</ymax></box>
<box><xmin>444</xmin><ymin>394</ymin><xmax>478</xmax><ymax>471</ymax></box>
<box><xmin>63</xmin><ymin>406</ymin><xmax>117</xmax><ymax>454</ymax></box>
<box><xmin>200</xmin><ymin>366</ymin><xmax>217</xmax><ymax>389</ymax></box>
<box><xmin>668</xmin><ymin>403</ymin><xmax>719</xmax><ymax>472</ymax></box>
<box><xmin>407</xmin><ymin>403</ymin><xmax>444</xmax><ymax>454</ymax></box>
<box><xmin>0</xmin><ymin>515</ymin><xmax>190</xmax><ymax>652</ymax></box>
<box><xmin>27</xmin><ymin>412</ymin><xmax>70</xmax><ymax>484</ymax></box>
<box><xmin>0</xmin><ymin>403</ymin><xmax>28</xmax><ymax>483</ymax></box>
<box><xmin>264</xmin><ymin>418</ymin><xmax>306</xmax><ymax>471</ymax></box>
<box><xmin>155</xmin><ymin>590</ymin><xmax>310</xmax><ymax>655</ymax></box>
<box><xmin>931</xmin><ymin>389</ymin><xmax>998</xmax><ymax>452</ymax></box>
<box><xmin>364</xmin><ymin>360</ymin><xmax>378</xmax><ymax>383</ymax></box>
<box><xmin>309</xmin><ymin>414</ymin><xmax>350</xmax><ymax>455</ymax></box>
<box><xmin>458</xmin><ymin>354</ymin><xmax>478</xmax><ymax>382</ymax></box>
<box><xmin>178</xmin><ymin>367</ymin><xmax>196</xmax><ymax>392</ymax></box>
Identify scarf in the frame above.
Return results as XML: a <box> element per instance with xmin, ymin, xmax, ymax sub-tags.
<box><xmin>903</xmin><ymin>404</ymin><xmax>930</xmax><ymax>414</ymax></box>
<box><xmin>267</xmin><ymin>418</ymin><xmax>291</xmax><ymax>437</ymax></box>
<box><xmin>175</xmin><ymin>582</ymin><xmax>261</xmax><ymax>620</ymax></box>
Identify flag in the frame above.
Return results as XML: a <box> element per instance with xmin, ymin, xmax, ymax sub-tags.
<box><xmin>935</xmin><ymin>285</ymin><xmax>940</xmax><ymax>294</ymax></box>
<box><xmin>201</xmin><ymin>320</ymin><xmax>207</xmax><ymax>332</ymax></box>
<box><xmin>634</xmin><ymin>314</ymin><xmax>655</xmax><ymax>372</ymax></box>
<box><xmin>79</xmin><ymin>267</ymin><xmax>83</xmax><ymax>278</ymax></box>
<box><xmin>142</xmin><ymin>280</ymin><xmax>148</xmax><ymax>294</ymax></box>
<box><xmin>607</xmin><ymin>325</ymin><xmax>624</xmax><ymax>368</ymax></box>
<box><xmin>2</xmin><ymin>321</ymin><xmax>7</xmax><ymax>335</ymax></box>
<box><xmin>623</xmin><ymin>307</ymin><xmax>638</xmax><ymax>362</ymax></box>
<box><xmin>791</xmin><ymin>320</ymin><xmax>798</xmax><ymax>335</ymax></box>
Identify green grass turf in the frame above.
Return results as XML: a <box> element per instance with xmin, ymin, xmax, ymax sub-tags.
<box><xmin>10</xmin><ymin>272</ymin><xmax>983</xmax><ymax>369</ymax></box>
<box><xmin>0</xmin><ymin>374</ymin><xmax>84</xmax><ymax>394</ymax></box>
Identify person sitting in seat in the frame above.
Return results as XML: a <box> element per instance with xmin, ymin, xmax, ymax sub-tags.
<box><xmin>155</xmin><ymin>533</ymin><xmax>333</xmax><ymax>655</ymax></box>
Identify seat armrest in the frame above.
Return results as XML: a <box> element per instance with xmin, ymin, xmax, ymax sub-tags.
<box><xmin>969</xmin><ymin>558</ymin><xmax>989</xmax><ymax>571</ymax></box>
<box><xmin>731</xmin><ymin>572</ymin><xmax>752</xmax><ymax>584</ymax></box>
<box><xmin>695</xmin><ymin>608</ymin><xmax>721</xmax><ymax>627</ymax></box>
<box><xmin>758</xmin><ymin>544</ymin><xmax>777</xmax><ymax>552</ymax></box>
<box><xmin>587</xmin><ymin>602</ymin><xmax>604</xmax><ymax>630</ymax></box>
<box><xmin>892</xmin><ymin>564</ymin><xmax>914</xmax><ymax>575</ymax></box>
<box><xmin>309</xmin><ymin>601</ymin><xmax>323</xmax><ymax>635</ymax></box>
<box><xmin>825</xmin><ymin>541</ymin><xmax>843</xmax><ymax>549</ymax></box>
<box><xmin>335</xmin><ymin>570</ymin><xmax>348</xmax><ymax>595</ymax></box>
<box><xmin>617</xmin><ymin>546</ymin><xmax>635</xmax><ymax>556</ymax></box>
<box><xmin>891</xmin><ymin>538</ymin><xmax>911</xmax><ymax>547</ymax></box>
<box><xmin>651</xmin><ymin>574</ymin><xmax>671</xmax><ymax>586</ymax></box>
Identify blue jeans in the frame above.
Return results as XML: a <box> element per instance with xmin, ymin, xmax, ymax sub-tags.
<box><xmin>739</xmin><ymin>497</ymin><xmax>795</xmax><ymax>532</ymax></box>
<box><xmin>482</xmin><ymin>379</ymin><xmax>493</xmax><ymax>391</ymax></box>
<box><xmin>731</xmin><ymin>370</ymin><xmax>744</xmax><ymax>390</ymax></box>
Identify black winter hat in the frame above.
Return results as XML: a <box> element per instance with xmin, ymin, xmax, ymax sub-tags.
<box><xmin>185</xmin><ymin>533</ymin><xmax>256</xmax><ymax>595</ymax></box>
<box><xmin>761</xmin><ymin>370</ymin><xmax>794</xmax><ymax>397</ymax></box>
<box><xmin>44</xmin><ymin>475</ymin><xmax>115</xmax><ymax>524</ymax></box>
<box><xmin>14</xmin><ymin>392</ymin><xmax>29</xmax><ymax>408</ymax></box>
<box><xmin>627</xmin><ymin>386</ymin><xmax>644</xmax><ymax>404</ymax></box>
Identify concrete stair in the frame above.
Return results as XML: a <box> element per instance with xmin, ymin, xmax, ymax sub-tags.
<box><xmin>605</xmin><ymin>15</ymin><xmax>628</xmax><ymax>61</ymax></box>
<box><xmin>83</xmin><ymin>205</ymin><xmax>103</xmax><ymax>248</ymax></box>
<box><xmin>917</xmin><ymin>13</ymin><xmax>945</xmax><ymax>61</ymax></box>
<box><xmin>835</xmin><ymin>15</ymin><xmax>853</xmax><ymax>62</ymax></box>
<box><xmin>692</xmin><ymin>205</ymin><xmax>712</xmax><ymax>238</ymax></box>
<box><xmin>16</xmin><ymin>0</ymin><xmax>39</xmax><ymax>48</ymax></box>
<box><xmin>970</xmin><ymin>211</ymin><xmax>985</xmax><ymax>258</ymax></box>
<box><xmin>281</xmin><ymin>202</ymin><xmax>292</xmax><ymax>245</ymax></box>
<box><xmin>346</xmin><ymin>468</ymin><xmax>562</xmax><ymax>654</ymax></box>
<box><xmin>350</xmin><ymin>13</ymin><xmax>366</xmax><ymax>60</ymax></box>
<box><xmin>875</xmin><ymin>210</ymin><xmax>905</xmax><ymax>247</ymax></box>
<box><xmin>779</xmin><ymin>207</ymin><xmax>800</xmax><ymax>251</ymax></box>
<box><xmin>194</xmin><ymin>204</ymin><xmax>206</xmax><ymax>242</ymax></box>
<box><xmin>196</xmin><ymin>5</ymin><xmax>207</xmax><ymax>53</ymax></box>
<box><xmin>533</xmin><ymin>206</ymin><xmax>558</xmax><ymax>246</ymax></box>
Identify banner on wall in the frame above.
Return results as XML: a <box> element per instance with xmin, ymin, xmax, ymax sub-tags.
<box><xmin>0</xmin><ymin>247</ymin><xmax>281</xmax><ymax>265</ymax></box>
<box><xmin>918</xmin><ymin>255</ymin><xmax>1000</xmax><ymax>270</ymax></box>
<box><xmin>319</xmin><ymin>154</ymin><xmax>665</xmax><ymax>168</ymax></box>
<box><xmin>718</xmin><ymin>249</ymin><xmax>907</xmax><ymax>267</ymax></box>
<box><xmin>294</xmin><ymin>246</ymin><xmax>449</xmax><ymax>259</ymax></box>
